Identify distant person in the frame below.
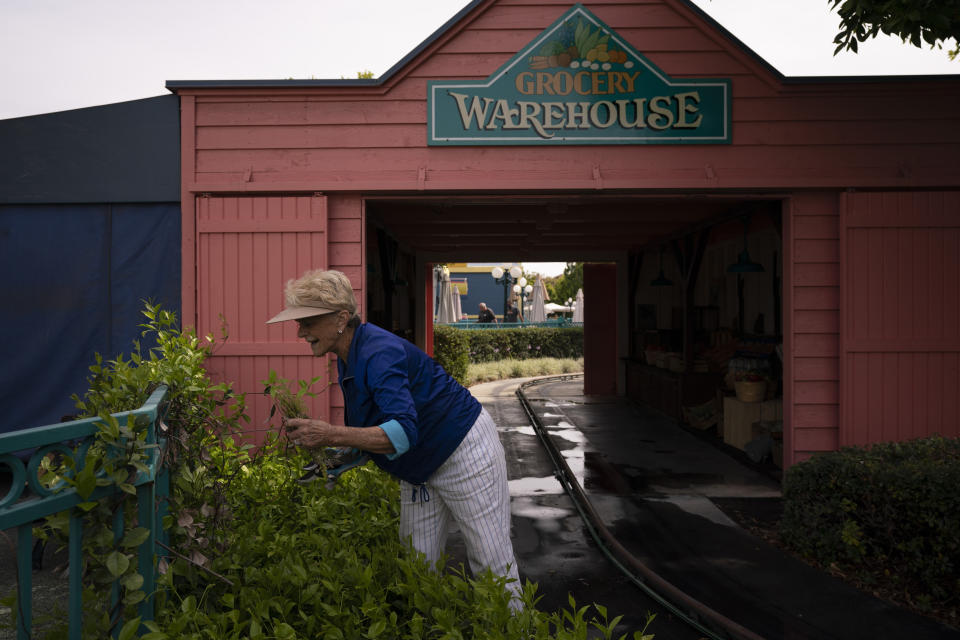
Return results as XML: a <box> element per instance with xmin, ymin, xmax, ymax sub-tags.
<box><xmin>477</xmin><ymin>302</ymin><xmax>497</xmax><ymax>324</ymax></box>
<box><xmin>504</xmin><ymin>300</ymin><xmax>522</xmax><ymax>323</ymax></box>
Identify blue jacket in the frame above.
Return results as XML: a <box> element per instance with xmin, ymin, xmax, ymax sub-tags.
<box><xmin>337</xmin><ymin>323</ymin><xmax>481</xmax><ymax>484</ymax></box>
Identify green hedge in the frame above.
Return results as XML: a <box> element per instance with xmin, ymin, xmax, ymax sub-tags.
<box><xmin>779</xmin><ymin>436</ymin><xmax>960</xmax><ymax>607</ymax></box>
<box><xmin>433</xmin><ymin>325</ymin><xmax>470</xmax><ymax>386</ymax></box>
<box><xmin>433</xmin><ymin>328</ymin><xmax>583</xmax><ymax>384</ymax></box>
<box><xmin>466</xmin><ymin>327</ymin><xmax>583</xmax><ymax>363</ymax></box>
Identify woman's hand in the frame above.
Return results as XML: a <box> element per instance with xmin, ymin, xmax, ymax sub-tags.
<box><xmin>284</xmin><ymin>418</ymin><xmax>397</xmax><ymax>455</ymax></box>
<box><xmin>285</xmin><ymin>418</ymin><xmax>335</xmax><ymax>449</ymax></box>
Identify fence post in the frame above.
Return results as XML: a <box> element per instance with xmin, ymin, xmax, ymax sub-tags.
<box><xmin>16</xmin><ymin>522</ymin><xmax>31</xmax><ymax>640</ymax></box>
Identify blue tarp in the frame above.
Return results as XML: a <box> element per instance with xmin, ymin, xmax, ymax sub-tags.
<box><xmin>0</xmin><ymin>203</ymin><xmax>181</xmax><ymax>432</ymax></box>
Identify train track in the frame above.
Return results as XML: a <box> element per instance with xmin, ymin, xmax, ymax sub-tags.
<box><xmin>515</xmin><ymin>375</ymin><xmax>765</xmax><ymax>640</ymax></box>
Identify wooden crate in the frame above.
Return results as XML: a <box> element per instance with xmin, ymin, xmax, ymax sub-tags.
<box><xmin>722</xmin><ymin>396</ymin><xmax>782</xmax><ymax>450</ymax></box>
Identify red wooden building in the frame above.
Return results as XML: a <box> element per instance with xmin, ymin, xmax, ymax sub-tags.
<box><xmin>167</xmin><ymin>0</ymin><xmax>960</xmax><ymax>468</ymax></box>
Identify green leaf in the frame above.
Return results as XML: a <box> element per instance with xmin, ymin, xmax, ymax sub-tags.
<box><xmin>121</xmin><ymin>571</ymin><xmax>145</xmax><ymax>591</ymax></box>
<box><xmin>582</xmin><ymin>27</ymin><xmax>602</xmax><ymax>54</ymax></box>
<box><xmin>575</xmin><ymin>19</ymin><xmax>586</xmax><ymax>52</ymax></box>
<box><xmin>366</xmin><ymin>619</ymin><xmax>387</xmax><ymax>638</ymax></box>
<box><xmin>75</xmin><ymin>463</ymin><xmax>96</xmax><ymax>500</ymax></box>
<box><xmin>106</xmin><ymin>550</ymin><xmax>130</xmax><ymax>577</ymax></box>
<box><xmin>131</xmin><ymin>460</ymin><xmax>151</xmax><ymax>473</ymax></box>
<box><xmin>275</xmin><ymin>622</ymin><xmax>296</xmax><ymax>640</ymax></box>
<box><xmin>123</xmin><ymin>589</ymin><xmax>146</xmax><ymax>605</ymax></box>
<box><xmin>181</xmin><ymin>595</ymin><xmax>197</xmax><ymax>614</ymax></box>
<box><xmin>117</xmin><ymin>616</ymin><xmax>141</xmax><ymax>640</ymax></box>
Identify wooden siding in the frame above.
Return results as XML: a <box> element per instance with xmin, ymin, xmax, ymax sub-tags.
<box><xmin>785</xmin><ymin>192</ymin><xmax>841</xmax><ymax>464</ymax></box>
<box><xmin>326</xmin><ymin>194</ymin><xmax>366</xmax><ymax>427</ymax></box>
<box><xmin>195</xmin><ymin>195</ymin><xmax>331</xmax><ymax>445</ymax></box>
<box><xmin>584</xmin><ymin>263</ymin><xmax>618</xmax><ymax>395</ymax></box>
<box><xmin>841</xmin><ymin>192</ymin><xmax>960</xmax><ymax>446</ymax></box>
<box><xmin>175</xmin><ymin>0</ymin><xmax>960</xmax><ymax>195</ymax></box>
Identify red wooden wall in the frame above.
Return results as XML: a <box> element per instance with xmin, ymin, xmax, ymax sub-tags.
<box><xmin>784</xmin><ymin>192</ymin><xmax>841</xmax><ymax>465</ymax></box>
<box><xmin>841</xmin><ymin>191</ymin><xmax>960</xmax><ymax>446</ymax></box>
<box><xmin>186</xmin><ymin>193</ymin><xmax>363</xmax><ymax>443</ymax></box>
<box><xmin>583</xmin><ymin>263</ymin><xmax>618</xmax><ymax>395</ymax></box>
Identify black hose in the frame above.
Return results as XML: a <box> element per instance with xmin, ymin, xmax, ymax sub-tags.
<box><xmin>516</xmin><ymin>375</ymin><xmax>766</xmax><ymax>640</ymax></box>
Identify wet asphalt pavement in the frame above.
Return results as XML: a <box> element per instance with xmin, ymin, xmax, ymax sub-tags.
<box><xmin>475</xmin><ymin>376</ymin><xmax>959</xmax><ymax>640</ymax></box>
<box><xmin>472</xmin><ymin>377</ymin><xmax>705</xmax><ymax>639</ymax></box>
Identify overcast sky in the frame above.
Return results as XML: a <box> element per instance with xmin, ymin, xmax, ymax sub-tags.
<box><xmin>1</xmin><ymin>0</ymin><xmax>957</xmax><ymax>121</ymax></box>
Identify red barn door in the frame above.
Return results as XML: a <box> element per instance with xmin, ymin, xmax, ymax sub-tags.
<box><xmin>841</xmin><ymin>191</ymin><xmax>960</xmax><ymax>446</ymax></box>
<box><xmin>194</xmin><ymin>194</ymin><xmax>333</xmax><ymax>445</ymax></box>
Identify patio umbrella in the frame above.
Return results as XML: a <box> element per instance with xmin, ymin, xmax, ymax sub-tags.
<box><xmin>436</xmin><ymin>271</ymin><xmax>457</xmax><ymax>323</ymax></box>
<box><xmin>572</xmin><ymin>288</ymin><xmax>584</xmax><ymax>322</ymax></box>
<box><xmin>528</xmin><ymin>277</ymin><xmax>547</xmax><ymax>323</ymax></box>
<box><xmin>452</xmin><ymin>285</ymin><xmax>463</xmax><ymax>321</ymax></box>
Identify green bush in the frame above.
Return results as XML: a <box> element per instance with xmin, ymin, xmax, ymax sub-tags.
<box><xmin>149</xmin><ymin>448</ymin><xmax>653</xmax><ymax>639</ymax></box>
<box><xmin>21</xmin><ymin>303</ymin><xmax>250</xmax><ymax>638</ymax></box>
<box><xmin>433</xmin><ymin>325</ymin><xmax>470</xmax><ymax>385</ymax></box>
<box><xmin>780</xmin><ymin>436</ymin><xmax>960</xmax><ymax>608</ymax></box>
<box><xmin>12</xmin><ymin>303</ymin><xmax>654</xmax><ymax>639</ymax></box>
<box><xmin>461</xmin><ymin>327</ymin><xmax>584</xmax><ymax>363</ymax></box>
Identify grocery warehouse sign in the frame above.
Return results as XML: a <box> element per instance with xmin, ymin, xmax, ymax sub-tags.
<box><xmin>428</xmin><ymin>4</ymin><xmax>731</xmax><ymax>145</ymax></box>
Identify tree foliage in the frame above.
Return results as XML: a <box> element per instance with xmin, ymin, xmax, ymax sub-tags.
<box><xmin>830</xmin><ymin>0</ymin><xmax>960</xmax><ymax>59</ymax></box>
<box><xmin>548</xmin><ymin>262</ymin><xmax>584</xmax><ymax>305</ymax></box>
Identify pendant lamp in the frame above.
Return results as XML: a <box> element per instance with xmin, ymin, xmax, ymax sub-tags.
<box><xmin>727</xmin><ymin>215</ymin><xmax>765</xmax><ymax>273</ymax></box>
<box><xmin>651</xmin><ymin>246</ymin><xmax>673</xmax><ymax>286</ymax></box>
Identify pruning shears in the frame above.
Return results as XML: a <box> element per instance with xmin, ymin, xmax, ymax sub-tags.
<box><xmin>299</xmin><ymin>447</ymin><xmax>369</xmax><ymax>488</ymax></box>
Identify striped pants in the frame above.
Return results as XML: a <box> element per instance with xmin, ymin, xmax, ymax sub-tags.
<box><xmin>399</xmin><ymin>408</ymin><xmax>522</xmax><ymax>606</ymax></box>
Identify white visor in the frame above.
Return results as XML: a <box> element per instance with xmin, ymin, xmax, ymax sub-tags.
<box><xmin>266</xmin><ymin>305</ymin><xmax>338</xmax><ymax>324</ymax></box>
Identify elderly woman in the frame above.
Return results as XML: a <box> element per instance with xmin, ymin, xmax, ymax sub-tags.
<box><xmin>267</xmin><ymin>269</ymin><xmax>522</xmax><ymax>605</ymax></box>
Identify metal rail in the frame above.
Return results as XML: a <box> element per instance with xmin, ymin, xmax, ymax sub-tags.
<box><xmin>0</xmin><ymin>386</ymin><xmax>170</xmax><ymax>640</ymax></box>
<box><xmin>516</xmin><ymin>375</ymin><xmax>766</xmax><ymax>640</ymax></box>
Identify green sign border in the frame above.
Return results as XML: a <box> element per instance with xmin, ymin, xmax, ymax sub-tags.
<box><xmin>427</xmin><ymin>3</ymin><xmax>732</xmax><ymax>146</ymax></box>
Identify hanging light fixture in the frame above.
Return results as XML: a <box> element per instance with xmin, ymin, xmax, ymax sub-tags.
<box><xmin>727</xmin><ymin>215</ymin><xmax>765</xmax><ymax>273</ymax></box>
<box><xmin>651</xmin><ymin>246</ymin><xmax>673</xmax><ymax>286</ymax></box>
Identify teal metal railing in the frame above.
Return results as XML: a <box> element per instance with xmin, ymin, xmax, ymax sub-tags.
<box><xmin>0</xmin><ymin>386</ymin><xmax>169</xmax><ymax>640</ymax></box>
<box><xmin>440</xmin><ymin>319</ymin><xmax>583</xmax><ymax>330</ymax></box>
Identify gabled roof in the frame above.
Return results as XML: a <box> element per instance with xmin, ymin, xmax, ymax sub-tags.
<box><xmin>165</xmin><ymin>0</ymin><xmax>958</xmax><ymax>94</ymax></box>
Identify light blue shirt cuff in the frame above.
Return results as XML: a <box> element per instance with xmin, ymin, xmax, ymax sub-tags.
<box><xmin>379</xmin><ymin>419</ymin><xmax>410</xmax><ymax>460</ymax></box>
